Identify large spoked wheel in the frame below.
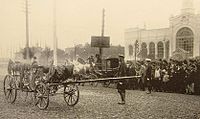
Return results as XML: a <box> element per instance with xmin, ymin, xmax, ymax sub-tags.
<box><xmin>34</xmin><ymin>82</ymin><xmax>49</xmax><ymax>110</ymax></box>
<box><xmin>3</xmin><ymin>75</ymin><xmax>17</xmax><ymax>103</ymax></box>
<box><xmin>89</xmin><ymin>74</ymin><xmax>98</xmax><ymax>87</ymax></box>
<box><xmin>64</xmin><ymin>84</ymin><xmax>79</xmax><ymax>106</ymax></box>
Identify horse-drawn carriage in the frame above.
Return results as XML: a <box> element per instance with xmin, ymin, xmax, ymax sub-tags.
<box><xmin>4</xmin><ymin>59</ymin><xmax>140</xmax><ymax>110</ymax></box>
<box><xmin>70</xmin><ymin>57</ymin><xmax>120</xmax><ymax>87</ymax></box>
<box><xmin>4</xmin><ymin>60</ymin><xmax>79</xmax><ymax>110</ymax></box>
<box><xmin>91</xmin><ymin>58</ymin><xmax>120</xmax><ymax>87</ymax></box>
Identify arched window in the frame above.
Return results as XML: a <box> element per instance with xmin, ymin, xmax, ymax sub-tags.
<box><xmin>129</xmin><ymin>45</ymin><xmax>133</xmax><ymax>56</ymax></box>
<box><xmin>140</xmin><ymin>42</ymin><xmax>147</xmax><ymax>59</ymax></box>
<box><xmin>149</xmin><ymin>42</ymin><xmax>155</xmax><ymax>60</ymax></box>
<box><xmin>176</xmin><ymin>27</ymin><xmax>194</xmax><ymax>57</ymax></box>
<box><xmin>157</xmin><ymin>41</ymin><xmax>164</xmax><ymax>59</ymax></box>
<box><xmin>165</xmin><ymin>41</ymin><xmax>169</xmax><ymax>59</ymax></box>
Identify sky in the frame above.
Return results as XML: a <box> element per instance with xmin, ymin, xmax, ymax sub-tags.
<box><xmin>0</xmin><ymin>0</ymin><xmax>200</xmax><ymax>58</ymax></box>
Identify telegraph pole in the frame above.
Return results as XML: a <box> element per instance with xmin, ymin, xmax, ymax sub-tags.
<box><xmin>100</xmin><ymin>8</ymin><xmax>105</xmax><ymax>60</ymax></box>
<box><xmin>25</xmin><ymin>0</ymin><xmax>30</xmax><ymax>60</ymax></box>
<box><xmin>91</xmin><ymin>8</ymin><xmax>109</xmax><ymax>68</ymax></box>
<box><xmin>53</xmin><ymin>0</ymin><xmax>58</xmax><ymax>66</ymax></box>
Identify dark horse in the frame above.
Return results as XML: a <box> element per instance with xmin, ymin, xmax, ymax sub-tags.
<box><xmin>7</xmin><ymin>59</ymin><xmax>35</xmax><ymax>90</ymax></box>
<box><xmin>8</xmin><ymin>59</ymin><xmax>31</xmax><ymax>75</ymax></box>
<box><xmin>7</xmin><ymin>59</ymin><xmax>31</xmax><ymax>83</ymax></box>
<box><xmin>7</xmin><ymin>59</ymin><xmax>23</xmax><ymax>75</ymax></box>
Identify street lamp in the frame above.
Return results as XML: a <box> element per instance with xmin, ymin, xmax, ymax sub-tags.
<box><xmin>134</xmin><ymin>40</ymin><xmax>139</xmax><ymax>63</ymax></box>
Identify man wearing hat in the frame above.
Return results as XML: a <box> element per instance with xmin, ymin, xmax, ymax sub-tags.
<box><xmin>145</xmin><ymin>58</ymin><xmax>152</xmax><ymax>94</ymax></box>
<box><xmin>117</xmin><ymin>54</ymin><xmax>127</xmax><ymax>104</ymax></box>
<box><xmin>31</xmin><ymin>56</ymin><xmax>38</xmax><ymax>66</ymax></box>
<box><xmin>95</xmin><ymin>54</ymin><xmax>102</xmax><ymax>70</ymax></box>
<box><xmin>137</xmin><ymin>61</ymin><xmax>146</xmax><ymax>91</ymax></box>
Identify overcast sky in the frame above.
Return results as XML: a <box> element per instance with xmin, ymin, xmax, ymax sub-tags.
<box><xmin>0</xmin><ymin>0</ymin><xmax>200</xmax><ymax>57</ymax></box>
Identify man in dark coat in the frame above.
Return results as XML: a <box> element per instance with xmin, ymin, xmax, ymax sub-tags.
<box><xmin>145</xmin><ymin>58</ymin><xmax>152</xmax><ymax>94</ymax></box>
<box><xmin>95</xmin><ymin>54</ymin><xmax>102</xmax><ymax>70</ymax></box>
<box><xmin>117</xmin><ymin>54</ymin><xmax>127</xmax><ymax>104</ymax></box>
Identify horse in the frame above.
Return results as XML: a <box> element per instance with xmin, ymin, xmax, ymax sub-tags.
<box><xmin>7</xmin><ymin>59</ymin><xmax>32</xmax><ymax>90</ymax></box>
<box><xmin>7</xmin><ymin>59</ymin><xmax>24</xmax><ymax>75</ymax></box>
<box><xmin>71</xmin><ymin>58</ymin><xmax>95</xmax><ymax>86</ymax></box>
<box><xmin>72</xmin><ymin>58</ymin><xmax>91</xmax><ymax>76</ymax></box>
<box><xmin>37</xmin><ymin>62</ymin><xmax>75</xmax><ymax>94</ymax></box>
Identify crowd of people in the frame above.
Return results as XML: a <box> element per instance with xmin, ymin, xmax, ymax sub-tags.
<box><xmin>26</xmin><ymin>55</ymin><xmax>200</xmax><ymax>105</ymax></box>
<box><xmin>126</xmin><ymin>57</ymin><xmax>200</xmax><ymax>95</ymax></box>
<box><xmin>57</xmin><ymin>54</ymin><xmax>200</xmax><ymax>96</ymax></box>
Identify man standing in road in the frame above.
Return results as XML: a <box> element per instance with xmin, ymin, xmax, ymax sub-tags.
<box><xmin>117</xmin><ymin>54</ymin><xmax>127</xmax><ymax>105</ymax></box>
<box><xmin>139</xmin><ymin>61</ymin><xmax>146</xmax><ymax>91</ymax></box>
<box><xmin>145</xmin><ymin>58</ymin><xmax>152</xmax><ymax>94</ymax></box>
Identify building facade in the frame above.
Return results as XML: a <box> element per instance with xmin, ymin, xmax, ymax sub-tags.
<box><xmin>125</xmin><ymin>0</ymin><xmax>200</xmax><ymax>61</ymax></box>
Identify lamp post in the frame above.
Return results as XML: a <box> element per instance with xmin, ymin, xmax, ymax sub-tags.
<box><xmin>135</xmin><ymin>40</ymin><xmax>139</xmax><ymax>64</ymax></box>
<box><xmin>163</xmin><ymin>38</ymin><xmax>166</xmax><ymax>59</ymax></box>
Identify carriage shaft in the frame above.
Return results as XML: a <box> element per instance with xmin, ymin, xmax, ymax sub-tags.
<box><xmin>64</xmin><ymin>76</ymin><xmax>141</xmax><ymax>85</ymax></box>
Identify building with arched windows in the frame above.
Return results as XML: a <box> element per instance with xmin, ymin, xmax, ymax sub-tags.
<box><xmin>125</xmin><ymin>0</ymin><xmax>200</xmax><ymax>61</ymax></box>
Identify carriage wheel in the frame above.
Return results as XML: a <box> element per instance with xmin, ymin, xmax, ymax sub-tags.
<box><xmin>89</xmin><ymin>74</ymin><xmax>98</xmax><ymax>87</ymax></box>
<box><xmin>64</xmin><ymin>84</ymin><xmax>79</xmax><ymax>106</ymax></box>
<box><xmin>3</xmin><ymin>75</ymin><xmax>17</xmax><ymax>103</ymax></box>
<box><xmin>34</xmin><ymin>82</ymin><xmax>49</xmax><ymax>110</ymax></box>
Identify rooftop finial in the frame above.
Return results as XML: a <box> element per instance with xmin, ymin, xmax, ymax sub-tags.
<box><xmin>181</xmin><ymin>0</ymin><xmax>195</xmax><ymax>14</ymax></box>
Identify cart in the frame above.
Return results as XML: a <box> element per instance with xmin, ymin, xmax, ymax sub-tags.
<box><xmin>90</xmin><ymin>58</ymin><xmax>120</xmax><ymax>87</ymax></box>
<box><xmin>3</xmin><ymin>60</ymin><xmax>140</xmax><ymax>110</ymax></box>
<box><xmin>3</xmin><ymin>64</ymin><xmax>79</xmax><ymax>110</ymax></box>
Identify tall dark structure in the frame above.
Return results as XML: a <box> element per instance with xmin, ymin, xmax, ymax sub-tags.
<box><xmin>100</xmin><ymin>8</ymin><xmax>105</xmax><ymax>60</ymax></box>
<box><xmin>25</xmin><ymin>0</ymin><xmax>30</xmax><ymax>60</ymax></box>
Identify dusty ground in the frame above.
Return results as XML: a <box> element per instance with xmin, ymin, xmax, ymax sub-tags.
<box><xmin>1</xmin><ymin>66</ymin><xmax>200</xmax><ymax>119</ymax></box>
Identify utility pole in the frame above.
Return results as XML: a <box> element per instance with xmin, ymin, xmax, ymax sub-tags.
<box><xmin>91</xmin><ymin>8</ymin><xmax>109</xmax><ymax>68</ymax></box>
<box><xmin>100</xmin><ymin>8</ymin><xmax>105</xmax><ymax>61</ymax></box>
<box><xmin>25</xmin><ymin>0</ymin><xmax>30</xmax><ymax>60</ymax></box>
<box><xmin>53</xmin><ymin>0</ymin><xmax>58</xmax><ymax>66</ymax></box>
<box><xmin>74</xmin><ymin>44</ymin><xmax>76</xmax><ymax>60</ymax></box>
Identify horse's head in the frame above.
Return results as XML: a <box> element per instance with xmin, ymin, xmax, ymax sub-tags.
<box><xmin>8</xmin><ymin>59</ymin><xmax>14</xmax><ymax>65</ymax></box>
<box><xmin>7</xmin><ymin>59</ymin><xmax>24</xmax><ymax>75</ymax></box>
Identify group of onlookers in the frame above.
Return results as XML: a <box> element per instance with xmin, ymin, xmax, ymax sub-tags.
<box><xmin>126</xmin><ymin>58</ymin><xmax>200</xmax><ymax>95</ymax></box>
<box><xmin>64</xmin><ymin>54</ymin><xmax>200</xmax><ymax>96</ymax></box>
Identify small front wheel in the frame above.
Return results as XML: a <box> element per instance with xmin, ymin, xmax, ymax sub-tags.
<box><xmin>64</xmin><ymin>84</ymin><xmax>79</xmax><ymax>106</ymax></box>
<box><xmin>3</xmin><ymin>75</ymin><xmax>17</xmax><ymax>103</ymax></box>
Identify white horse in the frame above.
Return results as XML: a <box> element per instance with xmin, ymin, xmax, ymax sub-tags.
<box><xmin>63</xmin><ymin>58</ymin><xmax>100</xmax><ymax>86</ymax></box>
<box><xmin>72</xmin><ymin>58</ymin><xmax>91</xmax><ymax>75</ymax></box>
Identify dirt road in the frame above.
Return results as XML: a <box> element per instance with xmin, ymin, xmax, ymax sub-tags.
<box><xmin>1</xmin><ymin>71</ymin><xmax>200</xmax><ymax>118</ymax></box>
